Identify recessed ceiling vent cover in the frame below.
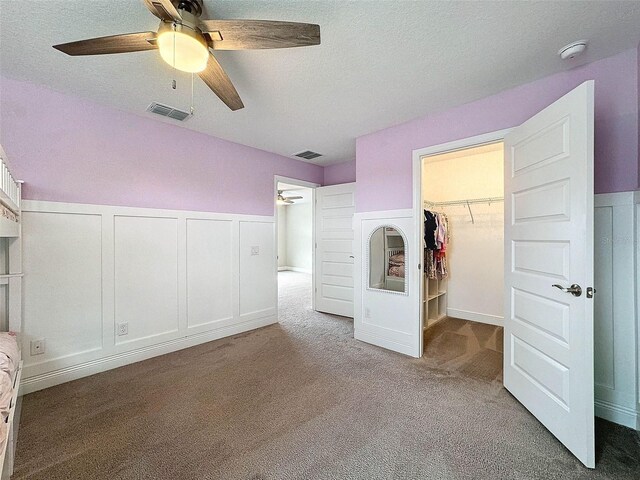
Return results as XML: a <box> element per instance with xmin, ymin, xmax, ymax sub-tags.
<box><xmin>294</xmin><ymin>150</ymin><xmax>322</xmax><ymax>160</ymax></box>
<box><xmin>147</xmin><ymin>102</ymin><xmax>191</xmax><ymax>121</ymax></box>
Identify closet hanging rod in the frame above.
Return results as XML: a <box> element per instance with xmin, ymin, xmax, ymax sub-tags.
<box><xmin>423</xmin><ymin>196</ymin><xmax>504</xmax><ymax>207</ymax></box>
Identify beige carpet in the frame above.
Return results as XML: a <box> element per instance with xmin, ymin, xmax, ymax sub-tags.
<box><xmin>12</xmin><ymin>271</ymin><xmax>640</xmax><ymax>479</ymax></box>
<box><xmin>423</xmin><ymin>316</ymin><xmax>503</xmax><ymax>383</ymax></box>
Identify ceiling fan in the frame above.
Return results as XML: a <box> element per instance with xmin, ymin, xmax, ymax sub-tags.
<box><xmin>52</xmin><ymin>0</ymin><xmax>320</xmax><ymax>111</ymax></box>
<box><xmin>277</xmin><ymin>190</ymin><xmax>303</xmax><ymax>205</ymax></box>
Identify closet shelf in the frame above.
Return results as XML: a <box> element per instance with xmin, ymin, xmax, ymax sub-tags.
<box><xmin>424</xmin><ymin>314</ymin><xmax>447</xmax><ymax>330</ymax></box>
<box><xmin>427</xmin><ymin>292</ymin><xmax>446</xmax><ymax>300</ymax></box>
<box><xmin>423</xmin><ymin>196</ymin><xmax>504</xmax><ymax>207</ymax></box>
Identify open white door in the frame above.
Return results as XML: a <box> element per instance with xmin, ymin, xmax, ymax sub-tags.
<box><xmin>504</xmin><ymin>81</ymin><xmax>595</xmax><ymax>467</ymax></box>
<box><xmin>314</xmin><ymin>183</ymin><xmax>356</xmax><ymax>317</ymax></box>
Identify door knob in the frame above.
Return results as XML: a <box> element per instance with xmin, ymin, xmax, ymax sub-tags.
<box><xmin>552</xmin><ymin>284</ymin><xmax>582</xmax><ymax>297</ymax></box>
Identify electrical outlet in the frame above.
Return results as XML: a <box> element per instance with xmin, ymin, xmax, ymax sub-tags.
<box><xmin>251</xmin><ymin>246</ymin><xmax>260</xmax><ymax>256</ymax></box>
<box><xmin>30</xmin><ymin>338</ymin><xmax>45</xmax><ymax>356</ymax></box>
<box><xmin>365</xmin><ymin>307</ymin><xmax>371</xmax><ymax>318</ymax></box>
<box><xmin>117</xmin><ymin>322</ymin><xmax>129</xmax><ymax>336</ymax></box>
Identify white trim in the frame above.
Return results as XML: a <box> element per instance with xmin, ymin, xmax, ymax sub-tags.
<box><xmin>20</xmin><ymin>315</ymin><xmax>276</xmax><ymax>395</ymax></box>
<box><xmin>22</xmin><ymin>200</ymin><xmax>273</xmax><ymax>223</ymax></box>
<box><xmin>412</xmin><ymin>129</ymin><xmax>513</xmax><ymax>161</ymax></box>
<box><xmin>594</xmin><ymin>190</ymin><xmax>638</xmax><ymax>207</ymax></box>
<box><xmin>632</xmin><ymin>192</ymin><xmax>639</xmax><ymax>422</ymax></box>
<box><xmin>412</xmin><ymin>128</ymin><xmax>513</xmax><ymax>357</ymax></box>
<box><xmin>356</xmin><ymin>208</ymin><xmax>414</xmax><ymax>220</ymax></box>
<box><xmin>446</xmin><ymin>308</ymin><xmax>503</xmax><ymax>327</ymax></box>
<box><xmin>353</xmin><ymin>331</ymin><xmax>417</xmax><ymax>357</ymax></box>
<box><xmin>274</xmin><ymin>175</ymin><xmax>320</xmax><ymax>191</ymax></box>
<box><xmin>594</xmin><ymin>399</ymin><xmax>638</xmax><ymax>430</ymax></box>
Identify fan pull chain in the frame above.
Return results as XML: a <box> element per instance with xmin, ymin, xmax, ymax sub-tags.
<box><xmin>190</xmin><ymin>73</ymin><xmax>195</xmax><ymax>115</ymax></box>
<box><xmin>172</xmin><ymin>23</ymin><xmax>177</xmax><ymax>90</ymax></box>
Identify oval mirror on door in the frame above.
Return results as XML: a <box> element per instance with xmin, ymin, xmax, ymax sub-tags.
<box><xmin>368</xmin><ymin>226</ymin><xmax>406</xmax><ymax>293</ymax></box>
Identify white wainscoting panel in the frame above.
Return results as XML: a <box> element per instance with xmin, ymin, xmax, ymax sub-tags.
<box><xmin>636</xmin><ymin>195</ymin><xmax>640</xmax><ymax>431</ymax></box>
<box><xmin>239</xmin><ymin>221</ymin><xmax>277</xmax><ymax>321</ymax></box>
<box><xmin>114</xmin><ymin>216</ymin><xmax>179</xmax><ymax>348</ymax></box>
<box><xmin>186</xmin><ymin>219</ymin><xmax>234</xmax><ymax>333</ymax></box>
<box><xmin>20</xmin><ymin>201</ymin><xmax>276</xmax><ymax>393</ymax></box>
<box><xmin>593</xmin><ymin>191</ymin><xmax>638</xmax><ymax>429</ymax></box>
<box><xmin>22</xmin><ymin>212</ymin><xmax>103</xmax><ymax>370</ymax></box>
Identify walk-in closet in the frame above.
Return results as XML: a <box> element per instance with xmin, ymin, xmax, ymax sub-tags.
<box><xmin>421</xmin><ymin>142</ymin><xmax>505</xmax><ymax>367</ymax></box>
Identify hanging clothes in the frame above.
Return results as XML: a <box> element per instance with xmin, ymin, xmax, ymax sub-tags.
<box><xmin>424</xmin><ymin>210</ymin><xmax>438</xmax><ymax>250</ymax></box>
<box><xmin>424</xmin><ymin>209</ymin><xmax>449</xmax><ymax>279</ymax></box>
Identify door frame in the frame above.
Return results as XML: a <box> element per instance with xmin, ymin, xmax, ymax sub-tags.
<box><xmin>411</xmin><ymin>128</ymin><xmax>513</xmax><ymax>356</ymax></box>
<box><xmin>273</xmin><ymin>176</ymin><xmax>320</xmax><ymax>313</ymax></box>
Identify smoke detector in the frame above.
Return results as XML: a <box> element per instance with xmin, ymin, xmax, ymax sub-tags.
<box><xmin>558</xmin><ymin>40</ymin><xmax>588</xmax><ymax>60</ymax></box>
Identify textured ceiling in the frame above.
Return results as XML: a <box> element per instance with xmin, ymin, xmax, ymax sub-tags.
<box><xmin>1</xmin><ymin>1</ymin><xmax>639</xmax><ymax>166</ymax></box>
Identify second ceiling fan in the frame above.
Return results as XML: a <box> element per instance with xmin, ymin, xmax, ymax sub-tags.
<box><xmin>53</xmin><ymin>0</ymin><xmax>320</xmax><ymax>111</ymax></box>
<box><xmin>277</xmin><ymin>190</ymin><xmax>303</xmax><ymax>205</ymax></box>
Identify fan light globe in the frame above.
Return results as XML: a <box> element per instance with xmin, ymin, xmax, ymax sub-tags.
<box><xmin>158</xmin><ymin>29</ymin><xmax>208</xmax><ymax>73</ymax></box>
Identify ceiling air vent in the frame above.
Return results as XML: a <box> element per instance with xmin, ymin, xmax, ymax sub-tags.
<box><xmin>147</xmin><ymin>102</ymin><xmax>191</xmax><ymax>121</ymax></box>
<box><xmin>294</xmin><ymin>150</ymin><xmax>322</xmax><ymax>160</ymax></box>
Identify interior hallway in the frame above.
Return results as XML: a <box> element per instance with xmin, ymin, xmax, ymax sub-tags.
<box><xmin>11</xmin><ymin>271</ymin><xmax>640</xmax><ymax>479</ymax></box>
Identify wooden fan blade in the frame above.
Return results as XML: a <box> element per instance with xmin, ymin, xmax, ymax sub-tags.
<box><xmin>53</xmin><ymin>32</ymin><xmax>157</xmax><ymax>56</ymax></box>
<box><xmin>200</xmin><ymin>20</ymin><xmax>320</xmax><ymax>50</ymax></box>
<box><xmin>285</xmin><ymin>196</ymin><xmax>303</xmax><ymax>200</ymax></box>
<box><xmin>141</xmin><ymin>0</ymin><xmax>181</xmax><ymax>22</ymax></box>
<box><xmin>198</xmin><ymin>53</ymin><xmax>244</xmax><ymax>111</ymax></box>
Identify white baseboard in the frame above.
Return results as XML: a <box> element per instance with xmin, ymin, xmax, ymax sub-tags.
<box><xmin>279</xmin><ymin>266</ymin><xmax>312</xmax><ymax>274</ymax></box>
<box><xmin>447</xmin><ymin>308</ymin><xmax>503</xmax><ymax>327</ymax></box>
<box><xmin>354</xmin><ymin>330</ymin><xmax>420</xmax><ymax>358</ymax></box>
<box><xmin>595</xmin><ymin>399</ymin><xmax>638</xmax><ymax>430</ymax></box>
<box><xmin>20</xmin><ymin>315</ymin><xmax>277</xmax><ymax>395</ymax></box>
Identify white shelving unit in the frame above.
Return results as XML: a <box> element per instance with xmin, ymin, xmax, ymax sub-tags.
<box><xmin>423</xmin><ymin>275</ymin><xmax>447</xmax><ymax>329</ymax></box>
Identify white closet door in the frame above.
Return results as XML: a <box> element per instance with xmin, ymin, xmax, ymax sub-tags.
<box><xmin>314</xmin><ymin>183</ymin><xmax>355</xmax><ymax>317</ymax></box>
<box><xmin>504</xmin><ymin>81</ymin><xmax>595</xmax><ymax>467</ymax></box>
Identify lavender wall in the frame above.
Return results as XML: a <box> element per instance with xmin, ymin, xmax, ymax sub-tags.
<box><xmin>356</xmin><ymin>49</ymin><xmax>640</xmax><ymax>212</ymax></box>
<box><xmin>0</xmin><ymin>76</ymin><xmax>323</xmax><ymax>216</ymax></box>
<box><xmin>323</xmin><ymin>159</ymin><xmax>356</xmax><ymax>186</ymax></box>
